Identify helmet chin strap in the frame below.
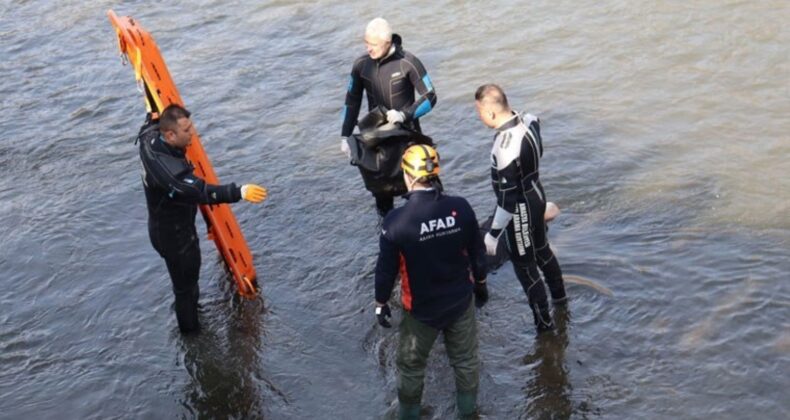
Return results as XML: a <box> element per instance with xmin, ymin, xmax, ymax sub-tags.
<box><xmin>407</xmin><ymin>174</ymin><xmax>421</xmax><ymax>190</ymax></box>
<box><xmin>409</xmin><ymin>177</ymin><xmax>424</xmax><ymax>190</ymax></box>
<box><xmin>405</xmin><ymin>173</ymin><xmax>428</xmax><ymax>190</ymax></box>
<box><xmin>407</xmin><ymin>175</ymin><xmax>437</xmax><ymax>192</ymax></box>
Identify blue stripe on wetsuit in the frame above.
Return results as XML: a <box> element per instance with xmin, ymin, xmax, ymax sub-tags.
<box><xmin>413</xmin><ymin>74</ymin><xmax>434</xmax><ymax>118</ymax></box>
<box><xmin>343</xmin><ymin>75</ymin><xmax>353</xmax><ymax>123</ymax></box>
<box><xmin>422</xmin><ymin>74</ymin><xmax>434</xmax><ymax>92</ymax></box>
<box><xmin>414</xmin><ymin>100</ymin><xmax>432</xmax><ymax>119</ymax></box>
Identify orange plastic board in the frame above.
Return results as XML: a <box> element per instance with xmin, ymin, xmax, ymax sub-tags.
<box><xmin>108</xmin><ymin>10</ymin><xmax>258</xmax><ymax>298</ymax></box>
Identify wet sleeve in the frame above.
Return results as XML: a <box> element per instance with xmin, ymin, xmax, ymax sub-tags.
<box><xmin>524</xmin><ymin>114</ymin><xmax>544</xmax><ymax>157</ymax></box>
<box><xmin>141</xmin><ymin>149</ymin><xmax>242</xmax><ymax>205</ymax></box>
<box><xmin>375</xmin><ymin>228</ymin><xmax>400</xmax><ymax>304</ymax></box>
<box><xmin>174</xmin><ymin>174</ymin><xmax>242</xmax><ymax>205</ymax></box>
<box><xmin>341</xmin><ymin>60</ymin><xmax>365</xmax><ymax>137</ymax></box>
<box><xmin>464</xmin><ymin>201</ymin><xmax>488</xmax><ymax>282</ymax></box>
<box><xmin>493</xmin><ymin>166</ymin><xmax>521</xmax><ymax>213</ymax></box>
<box><xmin>490</xmin><ymin>166</ymin><xmax>501</xmax><ymax>197</ymax></box>
<box><xmin>488</xmin><ymin>206</ymin><xmax>513</xmax><ymax>240</ymax></box>
<box><xmin>402</xmin><ymin>55</ymin><xmax>436</xmax><ymax>121</ymax></box>
<box><xmin>491</xmin><ymin>137</ymin><xmax>523</xmax><ymax>214</ymax></box>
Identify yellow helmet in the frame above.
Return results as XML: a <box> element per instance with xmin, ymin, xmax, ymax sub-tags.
<box><xmin>401</xmin><ymin>144</ymin><xmax>440</xmax><ymax>179</ymax></box>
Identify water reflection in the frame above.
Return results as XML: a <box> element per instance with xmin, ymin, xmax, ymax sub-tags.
<box><xmin>178</xmin><ymin>297</ymin><xmax>266</xmax><ymax>418</ymax></box>
<box><xmin>522</xmin><ymin>306</ymin><xmax>572</xmax><ymax>420</ymax></box>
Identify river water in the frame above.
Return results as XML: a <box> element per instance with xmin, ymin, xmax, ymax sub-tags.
<box><xmin>1</xmin><ymin>0</ymin><xmax>788</xmax><ymax>418</ymax></box>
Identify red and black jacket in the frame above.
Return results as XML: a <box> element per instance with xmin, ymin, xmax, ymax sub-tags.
<box><xmin>375</xmin><ymin>190</ymin><xmax>487</xmax><ymax>329</ymax></box>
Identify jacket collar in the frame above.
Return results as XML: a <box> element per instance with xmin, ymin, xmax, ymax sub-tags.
<box><xmin>403</xmin><ymin>188</ymin><xmax>438</xmax><ymax>201</ymax></box>
<box><xmin>157</xmin><ymin>133</ymin><xmax>186</xmax><ymax>156</ymax></box>
<box><xmin>378</xmin><ymin>34</ymin><xmax>404</xmax><ymax>64</ymax></box>
<box><xmin>495</xmin><ymin>111</ymin><xmax>520</xmax><ymax>132</ymax></box>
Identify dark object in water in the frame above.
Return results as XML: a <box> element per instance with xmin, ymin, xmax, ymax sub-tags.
<box><xmin>347</xmin><ymin>107</ymin><xmax>433</xmax><ymax>196</ymax></box>
<box><xmin>479</xmin><ymin>210</ymin><xmax>613</xmax><ymax>296</ymax></box>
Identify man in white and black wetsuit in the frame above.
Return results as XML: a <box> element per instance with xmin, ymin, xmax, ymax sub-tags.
<box><xmin>340</xmin><ymin>17</ymin><xmax>437</xmax><ymax>216</ymax></box>
<box><xmin>474</xmin><ymin>84</ymin><xmax>567</xmax><ymax>333</ymax></box>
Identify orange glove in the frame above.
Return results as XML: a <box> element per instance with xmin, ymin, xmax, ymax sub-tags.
<box><xmin>241</xmin><ymin>184</ymin><xmax>267</xmax><ymax>203</ymax></box>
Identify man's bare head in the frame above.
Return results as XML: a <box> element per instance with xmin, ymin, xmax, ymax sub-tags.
<box><xmin>474</xmin><ymin>84</ymin><xmax>511</xmax><ymax>128</ymax></box>
<box><xmin>364</xmin><ymin>18</ymin><xmax>393</xmax><ymax>59</ymax></box>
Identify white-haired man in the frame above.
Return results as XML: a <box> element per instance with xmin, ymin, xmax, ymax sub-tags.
<box><xmin>341</xmin><ymin>17</ymin><xmax>437</xmax><ymax>216</ymax></box>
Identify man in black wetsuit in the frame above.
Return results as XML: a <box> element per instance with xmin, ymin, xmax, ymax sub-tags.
<box><xmin>474</xmin><ymin>84</ymin><xmax>567</xmax><ymax>334</ymax></box>
<box><xmin>374</xmin><ymin>145</ymin><xmax>487</xmax><ymax>419</ymax></box>
<box><xmin>340</xmin><ymin>17</ymin><xmax>438</xmax><ymax>216</ymax></box>
<box><xmin>137</xmin><ymin>104</ymin><xmax>267</xmax><ymax>334</ymax></box>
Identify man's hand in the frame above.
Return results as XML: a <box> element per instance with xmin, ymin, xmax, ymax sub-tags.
<box><xmin>484</xmin><ymin>232</ymin><xmax>500</xmax><ymax>256</ymax></box>
<box><xmin>386</xmin><ymin>109</ymin><xmax>405</xmax><ymax>124</ymax></box>
<box><xmin>241</xmin><ymin>184</ymin><xmax>267</xmax><ymax>203</ymax></box>
<box><xmin>474</xmin><ymin>280</ymin><xmax>489</xmax><ymax>308</ymax></box>
<box><xmin>375</xmin><ymin>302</ymin><xmax>392</xmax><ymax>328</ymax></box>
<box><xmin>545</xmin><ymin>202</ymin><xmax>560</xmax><ymax>223</ymax></box>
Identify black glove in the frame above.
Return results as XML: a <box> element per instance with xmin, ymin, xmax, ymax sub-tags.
<box><xmin>474</xmin><ymin>281</ymin><xmax>489</xmax><ymax>308</ymax></box>
<box><xmin>375</xmin><ymin>303</ymin><xmax>392</xmax><ymax>328</ymax></box>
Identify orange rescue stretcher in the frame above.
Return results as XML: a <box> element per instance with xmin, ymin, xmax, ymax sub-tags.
<box><xmin>108</xmin><ymin>10</ymin><xmax>259</xmax><ymax>298</ymax></box>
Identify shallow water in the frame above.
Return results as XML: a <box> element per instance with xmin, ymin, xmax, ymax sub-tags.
<box><xmin>1</xmin><ymin>0</ymin><xmax>788</xmax><ymax>418</ymax></box>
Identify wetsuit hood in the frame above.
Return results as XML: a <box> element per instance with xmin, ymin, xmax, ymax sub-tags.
<box><xmin>379</xmin><ymin>34</ymin><xmax>404</xmax><ymax>63</ymax></box>
<box><xmin>392</xmin><ymin>33</ymin><xmax>403</xmax><ymax>49</ymax></box>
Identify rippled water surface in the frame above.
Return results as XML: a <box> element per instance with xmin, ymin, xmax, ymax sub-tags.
<box><xmin>1</xmin><ymin>0</ymin><xmax>788</xmax><ymax>418</ymax></box>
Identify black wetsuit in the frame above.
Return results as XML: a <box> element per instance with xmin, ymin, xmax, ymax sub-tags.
<box><xmin>375</xmin><ymin>190</ymin><xmax>486</xmax><ymax>329</ymax></box>
<box><xmin>137</xmin><ymin>118</ymin><xmax>242</xmax><ymax>333</ymax></box>
<box><xmin>489</xmin><ymin>112</ymin><xmax>566</xmax><ymax>330</ymax></box>
<box><xmin>341</xmin><ymin>34</ymin><xmax>437</xmax><ymax>215</ymax></box>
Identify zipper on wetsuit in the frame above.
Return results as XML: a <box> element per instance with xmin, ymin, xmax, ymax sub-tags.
<box><xmin>376</xmin><ymin>60</ymin><xmax>386</xmax><ymax>108</ymax></box>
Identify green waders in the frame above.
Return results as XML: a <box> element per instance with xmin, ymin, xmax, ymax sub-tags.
<box><xmin>396</xmin><ymin>300</ymin><xmax>479</xmax><ymax>419</ymax></box>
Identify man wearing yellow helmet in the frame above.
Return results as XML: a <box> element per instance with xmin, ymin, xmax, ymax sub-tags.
<box><xmin>374</xmin><ymin>145</ymin><xmax>487</xmax><ymax>419</ymax></box>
